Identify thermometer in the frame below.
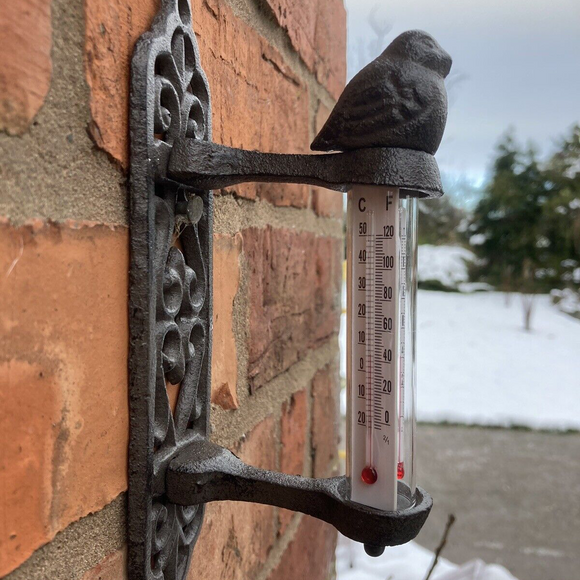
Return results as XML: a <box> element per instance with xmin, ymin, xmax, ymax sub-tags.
<box><xmin>346</xmin><ymin>186</ymin><xmax>417</xmax><ymax>512</ymax></box>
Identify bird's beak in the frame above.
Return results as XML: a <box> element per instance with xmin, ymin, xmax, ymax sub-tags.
<box><xmin>442</xmin><ymin>54</ymin><xmax>452</xmax><ymax>78</ymax></box>
<box><xmin>443</xmin><ymin>51</ymin><xmax>453</xmax><ymax>78</ymax></box>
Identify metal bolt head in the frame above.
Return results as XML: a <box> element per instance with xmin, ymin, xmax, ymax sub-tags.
<box><xmin>187</xmin><ymin>195</ymin><xmax>204</xmax><ymax>224</ymax></box>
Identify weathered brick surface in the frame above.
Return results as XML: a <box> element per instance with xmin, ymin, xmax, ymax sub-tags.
<box><xmin>188</xmin><ymin>416</ymin><xmax>277</xmax><ymax>580</ymax></box>
<box><xmin>85</xmin><ymin>0</ymin><xmax>310</xmax><ymax>208</ymax></box>
<box><xmin>311</xmin><ymin>366</ymin><xmax>340</xmax><ymax>478</ymax></box>
<box><xmin>243</xmin><ymin>227</ymin><xmax>342</xmax><ymax>391</ymax></box>
<box><xmin>0</xmin><ymin>0</ymin><xmax>52</xmax><ymax>134</ymax></box>
<box><xmin>212</xmin><ymin>233</ymin><xmax>242</xmax><ymax>410</ymax></box>
<box><xmin>0</xmin><ymin>360</ymin><xmax>60</xmax><ymax>575</ymax></box>
<box><xmin>312</xmin><ymin>186</ymin><xmax>344</xmax><ymax>220</ymax></box>
<box><xmin>0</xmin><ymin>221</ymin><xmax>341</xmax><ymax>576</ymax></box>
<box><xmin>1</xmin><ymin>0</ymin><xmax>345</xmax><ymax>577</ymax></box>
<box><xmin>278</xmin><ymin>389</ymin><xmax>308</xmax><ymax>533</ymax></box>
<box><xmin>75</xmin><ymin>417</ymin><xmax>279</xmax><ymax>580</ymax></box>
<box><xmin>312</xmin><ymin>0</ymin><xmax>347</xmax><ymax>99</ymax></box>
<box><xmin>280</xmin><ymin>390</ymin><xmax>307</xmax><ymax>476</ymax></box>
<box><xmin>263</xmin><ymin>0</ymin><xmax>346</xmax><ymax>99</ymax></box>
<box><xmin>84</xmin><ymin>0</ymin><xmax>157</xmax><ymax>166</ymax></box>
<box><xmin>0</xmin><ymin>221</ymin><xmax>129</xmax><ymax>575</ymax></box>
<box><xmin>267</xmin><ymin>516</ymin><xmax>337</xmax><ymax>580</ymax></box>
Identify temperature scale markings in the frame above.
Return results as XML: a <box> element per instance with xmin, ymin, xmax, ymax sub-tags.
<box><xmin>350</xmin><ymin>188</ymin><xmax>401</xmax><ymax>511</ymax></box>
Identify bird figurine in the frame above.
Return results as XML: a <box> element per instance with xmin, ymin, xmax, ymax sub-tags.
<box><xmin>311</xmin><ymin>30</ymin><xmax>452</xmax><ymax>155</ymax></box>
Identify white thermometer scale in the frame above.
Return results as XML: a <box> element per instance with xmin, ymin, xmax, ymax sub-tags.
<box><xmin>347</xmin><ymin>186</ymin><xmax>411</xmax><ymax>512</ymax></box>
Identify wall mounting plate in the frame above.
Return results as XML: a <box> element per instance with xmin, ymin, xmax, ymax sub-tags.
<box><xmin>128</xmin><ymin>1</ymin><xmax>213</xmax><ymax>578</ymax></box>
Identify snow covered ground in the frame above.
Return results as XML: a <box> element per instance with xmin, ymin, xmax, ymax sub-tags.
<box><xmin>336</xmin><ymin>536</ymin><xmax>518</xmax><ymax>580</ymax></box>
<box><xmin>417</xmin><ymin>291</ymin><xmax>580</xmax><ymax>430</ymax></box>
<box><xmin>340</xmin><ymin>290</ymin><xmax>580</xmax><ymax>429</ymax></box>
<box><xmin>340</xmin><ymin>239</ymin><xmax>580</xmax><ymax>430</ymax></box>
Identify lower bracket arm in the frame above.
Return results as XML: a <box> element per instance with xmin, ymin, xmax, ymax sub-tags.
<box><xmin>166</xmin><ymin>438</ymin><xmax>432</xmax><ymax>555</ymax></box>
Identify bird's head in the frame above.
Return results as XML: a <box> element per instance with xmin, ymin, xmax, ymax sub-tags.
<box><xmin>384</xmin><ymin>30</ymin><xmax>452</xmax><ymax>78</ymax></box>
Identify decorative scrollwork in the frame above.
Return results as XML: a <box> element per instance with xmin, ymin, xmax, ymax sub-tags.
<box><xmin>152</xmin><ymin>13</ymin><xmax>210</xmax><ymax>148</ymax></box>
<box><xmin>129</xmin><ymin>1</ymin><xmax>212</xmax><ymax>579</ymax></box>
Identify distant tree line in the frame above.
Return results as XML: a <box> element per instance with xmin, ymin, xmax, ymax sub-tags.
<box><xmin>466</xmin><ymin>125</ymin><xmax>580</xmax><ymax>329</ymax></box>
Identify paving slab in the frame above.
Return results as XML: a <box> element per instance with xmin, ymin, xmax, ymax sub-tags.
<box><xmin>415</xmin><ymin>424</ymin><xmax>580</xmax><ymax>580</ymax></box>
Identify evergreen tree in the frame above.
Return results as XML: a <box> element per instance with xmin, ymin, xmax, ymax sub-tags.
<box><xmin>542</xmin><ymin>125</ymin><xmax>580</xmax><ymax>286</ymax></box>
<box><xmin>418</xmin><ymin>195</ymin><xmax>465</xmax><ymax>246</ymax></box>
<box><xmin>468</xmin><ymin>130</ymin><xmax>580</xmax><ymax>329</ymax></box>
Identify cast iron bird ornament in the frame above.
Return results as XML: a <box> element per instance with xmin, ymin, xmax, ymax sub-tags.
<box><xmin>311</xmin><ymin>30</ymin><xmax>452</xmax><ymax>155</ymax></box>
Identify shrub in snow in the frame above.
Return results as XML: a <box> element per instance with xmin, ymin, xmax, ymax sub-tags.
<box><xmin>550</xmin><ymin>288</ymin><xmax>580</xmax><ymax>320</ymax></box>
<box><xmin>457</xmin><ymin>282</ymin><xmax>494</xmax><ymax>293</ymax></box>
<box><xmin>418</xmin><ymin>245</ymin><xmax>477</xmax><ymax>292</ymax></box>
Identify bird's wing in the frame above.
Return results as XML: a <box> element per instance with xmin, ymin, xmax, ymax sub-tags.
<box><xmin>311</xmin><ymin>61</ymin><xmax>432</xmax><ymax>151</ymax></box>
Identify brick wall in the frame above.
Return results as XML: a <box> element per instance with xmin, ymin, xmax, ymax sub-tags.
<box><xmin>0</xmin><ymin>0</ymin><xmax>345</xmax><ymax>579</ymax></box>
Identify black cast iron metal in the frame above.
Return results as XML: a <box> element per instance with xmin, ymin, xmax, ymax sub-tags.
<box><xmin>129</xmin><ymin>1</ymin><xmax>213</xmax><ymax>579</ymax></box>
<box><xmin>166</xmin><ymin>439</ymin><xmax>432</xmax><ymax>553</ymax></box>
<box><xmin>168</xmin><ymin>139</ymin><xmax>444</xmax><ymax>197</ymax></box>
<box><xmin>129</xmin><ymin>1</ymin><xmax>446</xmax><ymax>579</ymax></box>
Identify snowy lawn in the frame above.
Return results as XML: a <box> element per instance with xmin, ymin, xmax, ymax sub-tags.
<box><xmin>417</xmin><ymin>291</ymin><xmax>580</xmax><ymax>430</ymax></box>
<box><xmin>336</xmin><ymin>536</ymin><xmax>518</xmax><ymax>580</ymax></box>
<box><xmin>340</xmin><ymin>290</ymin><xmax>580</xmax><ymax>430</ymax></box>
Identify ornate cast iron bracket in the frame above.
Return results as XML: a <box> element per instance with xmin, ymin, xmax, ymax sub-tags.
<box><xmin>129</xmin><ymin>1</ymin><xmax>446</xmax><ymax>579</ymax></box>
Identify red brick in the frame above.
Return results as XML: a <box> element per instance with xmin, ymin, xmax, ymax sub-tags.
<box><xmin>0</xmin><ymin>0</ymin><xmax>52</xmax><ymax>134</ymax></box>
<box><xmin>268</xmin><ymin>516</ymin><xmax>337</xmax><ymax>580</ymax></box>
<box><xmin>263</xmin><ymin>0</ymin><xmax>346</xmax><ymax>99</ymax></box>
<box><xmin>188</xmin><ymin>416</ymin><xmax>277</xmax><ymax>580</ymax></box>
<box><xmin>243</xmin><ymin>227</ymin><xmax>342</xmax><ymax>391</ymax></box>
<box><xmin>311</xmin><ymin>101</ymin><xmax>344</xmax><ymax>219</ymax></box>
<box><xmin>84</xmin><ymin>0</ymin><xmax>157</xmax><ymax>167</ymax></box>
<box><xmin>280</xmin><ymin>390</ymin><xmax>308</xmax><ymax>475</ymax></box>
<box><xmin>81</xmin><ymin>549</ymin><xmax>127</xmax><ymax>580</ymax></box>
<box><xmin>212</xmin><ymin>233</ymin><xmax>242</xmax><ymax>410</ymax></box>
<box><xmin>0</xmin><ymin>221</ymin><xmax>129</xmax><ymax>575</ymax></box>
<box><xmin>278</xmin><ymin>390</ymin><xmax>307</xmax><ymax>533</ymax></box>
<box><xmin>311</xmin><ymin>366</ymin><xmax>339</xmax><ymax>478</ymax></box>
<box><xmin>0</xmin><ymin>361</ymin><xmax>59</xmax><ymax>575</ymax></box>
<box><xmin>193</xmin><ymin>0</ymin><xmax>311</xmax><ymax>208</ymax></box>
<box><xmin>312</xmin><ymin>188</ymin><xmax>343</xmax><ymax>220</ymax></box>
<box><xmin>313</xmin><ymin>0</ymin><xmax>347</xmax><ymax>99</ymax></box>
<box><xmin>84</xmin><ymin>0</ymin><xmax>311</xmax><ymax>208</ymax></box>
<box><xmin>262</xmin><ymin>0</ymin><xmax>317</xmax><ymax>76</ymax></box>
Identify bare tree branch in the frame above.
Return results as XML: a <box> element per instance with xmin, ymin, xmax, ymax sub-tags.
<box><xmin>367</xmin><ymin>4</ymin><xmax>393</xmax><ymax>58</ymax></box>
<box><xmin>424</xmin><ymin>514</ymin><xmax>456</xmax><ymax>580</ymax></box>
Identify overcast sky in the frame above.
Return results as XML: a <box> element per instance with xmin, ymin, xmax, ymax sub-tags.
<box><xmin>345</xmin><ymin>0</ymin><xmax>580</xmax><ymax>188</ymax></box>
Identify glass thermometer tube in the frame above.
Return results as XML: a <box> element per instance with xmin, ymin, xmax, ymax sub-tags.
<box><xmin>346</xmin><ymin>186</ymin><xmax>417</xmax><ymax>512</ymax></box>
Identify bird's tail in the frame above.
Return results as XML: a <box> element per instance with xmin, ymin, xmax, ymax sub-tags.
<box><xmin>310</xmin><ymin>132</ymin><xmax>332</xmax><ymax>152</ymax></box>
